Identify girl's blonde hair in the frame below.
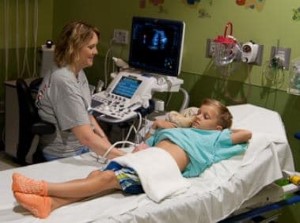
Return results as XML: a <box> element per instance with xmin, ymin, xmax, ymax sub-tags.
<box><xmin>54</xmin><ymin>21</ymin><xmax>100</xmax><ymax>67</ymax></box>
<box><xmin>201</xmin><ymin>98</ymin><xmax>233</xmax><ymax>129</ymax></box>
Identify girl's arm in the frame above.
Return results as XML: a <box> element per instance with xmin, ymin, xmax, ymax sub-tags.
<box><xmin>231</xmin><ymin>129</ymin><xmax>252</xmax><ymax>144</ymax></box>
<box><xmin>145</xmin><ymin>119</ymin><xmax>177</xmax><ymax>138</ymax></box>
<box><xmin>151</xmin><ymin>119</ymin><xmax>177</xmax><ymax>129</ymax></box>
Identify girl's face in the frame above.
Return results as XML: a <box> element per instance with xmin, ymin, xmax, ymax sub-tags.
<box><xmin>191</xmin><ymin>104</ymin><xmax>222</xmax><ymax>130</ymax></box>
<box><xmin>76</xmin><ymin>32</ymin><xmax>99</xmax><ymax>71</ymax></box>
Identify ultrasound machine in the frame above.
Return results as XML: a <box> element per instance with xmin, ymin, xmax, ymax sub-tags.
<box><xmin>90</xmin><ymin>16</ymin><xmax>186</xmax><ymax>123</ymax></box>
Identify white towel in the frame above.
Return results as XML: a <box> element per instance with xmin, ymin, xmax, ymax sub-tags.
<box><xmin>113</xmin><ymin>148</ymin><xmax>191</xmax><ymax>202</ymax></box>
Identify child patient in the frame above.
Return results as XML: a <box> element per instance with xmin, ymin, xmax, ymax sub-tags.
<box><xmin>11</xmin><ymin>98</ymin><xmax>252</xmax><ymax>218</ymax></box>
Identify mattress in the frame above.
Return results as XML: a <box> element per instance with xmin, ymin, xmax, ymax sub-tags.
<box><xmin>0</xmin><ymin>104</ymin><xmax>295</xmax><ymax>223</ymax></box>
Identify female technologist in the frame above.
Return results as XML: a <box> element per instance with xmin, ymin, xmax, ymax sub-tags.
<box><xmin>36</xmin><ymin>21</ymin><xmax>125</xmax><ymax>161</ymax></box>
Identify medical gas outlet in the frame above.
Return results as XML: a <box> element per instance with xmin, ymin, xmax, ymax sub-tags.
<box><xmin>269</xmin><ymin>46</ymin><xmax>291</xmax><ymax>70</ymax></box>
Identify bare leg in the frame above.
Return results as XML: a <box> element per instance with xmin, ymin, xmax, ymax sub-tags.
<box><xmin>47</xmin><ymin>170</ymin><xmax>120</xmax><ymax>198</ymax></box>
<box><xmin>13</xmin><ymin>189</ymin><xmax>115</xmax><ymax>219</ymax></box>
<box><xmin>13</xmin><ymin>170</ymin><xmax>121</xmax><ymax>198</ymax></box>
<box><xmin>51</xmin><ymin>188</ymin><xmax>116</xmax><ymax>210</ymax></box>
<box><xmin>12</xmin><ymin>170</ymin><xmax>121</xmax><ymax>218</ymax></box>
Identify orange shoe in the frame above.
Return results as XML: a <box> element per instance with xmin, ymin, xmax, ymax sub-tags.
<box><xmin>14</xmin><ymin>192</ymin><xmax>52</xmax><ymax>218</ymax></box>
<box><xmin>12</xmin><ymin>173</ymin><xmax>48</xmax><ymax>196</ymax></box>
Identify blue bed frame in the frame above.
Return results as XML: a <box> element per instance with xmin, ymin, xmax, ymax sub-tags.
<box><xmin>220</xmin><ymin>192</ymin><xmax>300</xmax><ymax>222</ymax></box>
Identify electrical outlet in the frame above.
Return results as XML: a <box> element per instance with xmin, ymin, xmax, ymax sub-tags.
<box><xmin>113</xmin><ymin>29</ymin><xmax>129</xmax><ymax>44</ymax></box>
<box><xmin>269</xmin><ymin>46</ymin><xmax>291</xmax><ymax>70</ymax></box>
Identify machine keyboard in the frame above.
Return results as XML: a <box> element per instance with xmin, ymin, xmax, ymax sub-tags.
<box><xmin>91</xmin><ymin>94</ymin><xmax>139</xmax><ymax>121</ymax></box>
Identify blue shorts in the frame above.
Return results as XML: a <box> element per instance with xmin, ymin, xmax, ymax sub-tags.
<box><xmin>104</xmin><ymin>161</ymin><xmax>144</xmax><ymax>194</ymax></box>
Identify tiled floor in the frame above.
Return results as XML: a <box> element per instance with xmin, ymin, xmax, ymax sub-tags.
<box><xmin>0</xmin><ymin>150</ymin><xmax>20</xmax><ymax>171</ymax></box>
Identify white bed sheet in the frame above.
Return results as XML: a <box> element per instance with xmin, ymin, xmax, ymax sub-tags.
<box><xmin>0</xmin><ymin>104</ymin><xmax>295</xmax><ymax>223</ymax></box>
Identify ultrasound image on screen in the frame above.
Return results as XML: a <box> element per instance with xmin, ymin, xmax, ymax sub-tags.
<box><xmin>112</xmin><ymin>76</ymin><xmax>142</xmax><ymax>99</ymax></box>
<box><xmin>129</xmin><ymin>17</ymin><xmax>185</xmax><ymax>76</ymax></box>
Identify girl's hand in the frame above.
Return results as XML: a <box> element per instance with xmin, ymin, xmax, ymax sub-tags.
<box><xmin>152</xmin><ymin>119</ymin><xmax>177</xmax><ymax>129</ymax></box>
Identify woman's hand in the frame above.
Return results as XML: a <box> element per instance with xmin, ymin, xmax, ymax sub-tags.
<box><xmin>132</xmin><ymin>143</ymin><xmax>149</xmax><ymax>153</ymax></box>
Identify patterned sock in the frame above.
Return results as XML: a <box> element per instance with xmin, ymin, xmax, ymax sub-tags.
<box><xmin>14</xmin><ymin>192</ymin><xmax>52</xmax><ymax>218</ymax></box>
<box><xmin>12</xmin><ymin>173</ymin><xmax>48</xmax><ymax>196</ymax></box>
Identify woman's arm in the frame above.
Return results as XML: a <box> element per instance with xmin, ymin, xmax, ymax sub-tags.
<box><xmin>89</xmin><ymin>115</ymin><xmax>106</xmax><ymax>138</ymax></box>
<box><xmin>231</xmin><ymin>129</ymin><xmax>252</xmax><ymax>144</ymax></box>
<box><xmin>72</xmin><ymin>124</ymin><xmax>125</xmax><ymax>159</ymax></box>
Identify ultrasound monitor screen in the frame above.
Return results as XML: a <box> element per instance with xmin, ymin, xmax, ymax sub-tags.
<box><xmin>112</xmin><ymin>76</ymin><xmax>142</xmax><ymax>99</ymax></box>
<box><xmin>129</xmin><ymin>17</ymin><xmax>185</xmax><ymax>76</ymax></box>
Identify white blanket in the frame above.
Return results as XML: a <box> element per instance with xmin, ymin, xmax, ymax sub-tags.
<box><xmin>113</xmin><ymin>148</ymin><xmax>191</xmax><ymax>202</ymax></box>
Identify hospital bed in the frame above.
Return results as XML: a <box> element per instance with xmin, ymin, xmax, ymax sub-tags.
<box><xmin>0</xmin><ymin>104</ymin><xmax>298</xmax><ymax>223</ymax></box>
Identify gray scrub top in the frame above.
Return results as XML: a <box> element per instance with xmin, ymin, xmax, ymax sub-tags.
<box><xmin>36</xmin><ymin>66</ymin><xmax>91</xmax><ymax>158</ymax></box>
